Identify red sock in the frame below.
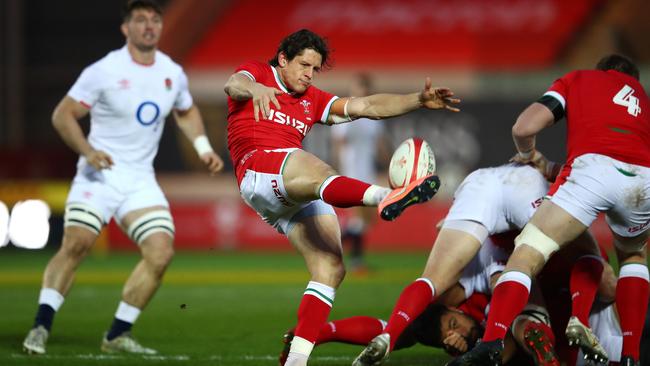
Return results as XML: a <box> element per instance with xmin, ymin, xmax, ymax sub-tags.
<box><xmin>316</xmin><ymin>316</ymin><xmax>385</xmax><ymax>345</ymax></box>
<box><xmin>384</xmin><ymin>279</ymin><xmax>434</xmax><ymax>350</ymax></box>
<box><xmin>319</xmin><ymin>176</ymin><xmax>371</xmax><ymax>208</ymax></box>
<box><xmin>295</xmin><ymin>282</ymin><xmax>335</xmax><ymax>344</ymax></box>
<box><xmin>483</xmin><ymin>271</ymin><xmax>531</xmax><ymax>341</ymax></box>
<box><xmin>570</xmin><ymin>255</ymin><xmax>604</xmax><ymax>325</ymax></box>
<box><xmin>617</xmin><ymin>264</ymin><xmax>650</xmax><ymax>361</ymax></box>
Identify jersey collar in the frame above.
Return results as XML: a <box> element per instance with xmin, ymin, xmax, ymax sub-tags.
<box><xmin>270</xmin><ymin>65</ymin><xmax>290</xmax><ymax>94</ymax></box>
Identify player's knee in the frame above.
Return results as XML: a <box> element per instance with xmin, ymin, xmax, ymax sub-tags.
<box><xmin>126</xmin><ymin>210</ymin><xmax>175</xmax><ymax>246</ymax></box>
<box><xmin>142</xmin><ymin>239</ymin><xmax>174</xmax><ymax>273</ymax></box>
<box><xmin>59</xmin><ymin>232</ymin><xmax>94</xmax><ymax>260</ymax></box>
<box><xmin>314</xmin><ymin>258</ymin><xmax>346</xmax><ymax>287</ymax></box>
<box><xmin>514</xmin><ymin>223</ymin><xmax>560</xmax><ymax>262</ymax></box>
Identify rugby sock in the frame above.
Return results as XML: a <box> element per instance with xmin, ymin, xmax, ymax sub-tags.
<box><xmin>617</xmin><ymin>263</ymin><xmax>649</xmax><ymax>361</ymax></box>
<box><xmin>482</xmin><ymin>271</ymin><xmax>531</xmax><ymax>341</ymax></box>
<box><xmin>316</xmin><ymin>316</ymin><xmax>386</xmax><ymax>345</ymax></box>
<box><xmin>319</xmin><ymin>175</ymin><xmax>390</xmax><ymax>207</ymax></box>
<box><xmin>34</xmin><ymin>288</ymin><xmax>64</xmax><ymax>331</ymax></box>
<box><xmin>289</xmin><ymin>281</ymin><xmax>335</xmax><ymax>360</ymax></box>
<box><xmin>384</xmin><ymin>278</ymin><xmax>435</xmax><ymax>350</ymax></box>
<box><xmin>570</xmin><ymin>255</ymin><xmax>604</xmax><ymax>325</ymax></box>
<box><xmin>106</xmin><ymin>301</ymin><xmax>141</xmax><ymax>340</ymax></box>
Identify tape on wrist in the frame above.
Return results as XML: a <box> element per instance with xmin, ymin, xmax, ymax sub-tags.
<box><xmin>518</xmin><ymin>149</ymin><xmax>534</xmax><ymax>160</ymax></box>
<box><xmin>193</xmin><ymin>135</ymin><xmax>214</xmax><ymax>156</ymax></box>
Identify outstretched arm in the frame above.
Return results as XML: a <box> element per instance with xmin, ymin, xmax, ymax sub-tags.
<box><xmin>224</xmin><ymin>73</ymin><xmax>283</xmax><ymax>121</ymax></box>
<box><xmin>327</xmin><ymin>77</ymin><xmax>460</xmax><ymax>124</ymax></box>
<box><xmin>174</xmin><ymin>105</ymin><xmax>224</xmax><ymax>175</ymax></box>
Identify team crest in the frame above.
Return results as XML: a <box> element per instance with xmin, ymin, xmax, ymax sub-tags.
<box><xmin>300</xmin><ymin>99</ymin><xmax>311</xmax><ymax>115</ymax></box>
<box><xmin>165</xmin><ymin>78</ymin><xmax>172</xmax><ymax>91</ymax></box>
<box><xmin>118</xmin><ymin>79</ymin><xmax>130</xmax><ymax>89</ymax></box>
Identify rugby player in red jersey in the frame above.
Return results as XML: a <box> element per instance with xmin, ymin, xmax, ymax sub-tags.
<box><xmin>223</xmin><ymin>29</ymin><xmax>459</xmax><ymax>366</ymax></box>
<box><xmin>451</xmin><ymin>54</ymin><xmax>650</xmax><ymax>366</ymax></box>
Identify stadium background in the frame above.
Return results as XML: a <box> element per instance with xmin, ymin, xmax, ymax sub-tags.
<box><xmin>0</xmin><ymin>0</ymin><xmax>649</xmax><ymax>365</ymax></box>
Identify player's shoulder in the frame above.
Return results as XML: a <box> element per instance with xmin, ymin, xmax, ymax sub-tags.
<box><xmin>154</xmin><ymin>50</ymin><xmax>185</xmax><ymax>73</ymax></box>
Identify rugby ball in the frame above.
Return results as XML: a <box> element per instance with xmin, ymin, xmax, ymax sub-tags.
<box><xmin>388</xmin><ymin>137</ymin><xmax>436</xmax><ymax>189</ymax></box>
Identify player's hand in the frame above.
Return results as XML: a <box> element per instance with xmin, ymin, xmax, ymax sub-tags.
<box><xmin>85</xmin><ymin>150</ymin><xmax>114</xmax><ymax>170</ymax></box>
<box><xmin>510</xmin><ymin>149</ymin><xmax>561</xmax><ymax>182</ymax></box>
<box><xmin>419</xmin><ymin>77</ymin><xmax>461</xmax><ymax>112</ymax></box>
<box><xmin>200</xmin><ymin>151</ymin><xmax>224</xmax><ymax>176</ymax></box>
<box><xmin>252</xmin><ymin>84</ymin><xmax>283</xmax><ymax>122</ymax></box>
<box><xmin>442</xmin><ymin>331</ymin><xmax>469</xmax><ymax>356</ymax></box>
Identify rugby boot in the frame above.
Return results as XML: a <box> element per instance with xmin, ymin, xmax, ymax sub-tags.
<box><xmin>523</xmin><ymin>322</ymin><xmax>560</xmax><ymax>366</ymax></box>
<box><xmin>352</xmin><ymin>333</ymin><xmax>390</xmax><ymax>366</ymax></box>
<box><xmin>279</xmin><ymin>328</ymin><xmax>295</xmax><ymax>366</ymax></box>
<box><xmin>378</xmin><ymin>175</ymin><xmax>440</xmax><ymax>221</ymax></box>
<box><xmin>565</xmin><ymin>316</ymin><xmax>608</xmax><ymax>364</ymax></box>
<box><xmin>101</xmin><ymin>332</ymin><xmax>157</xmax><ymax>355</ymax></box>
<box><xmin>445</xmin><ymin>339</ymin><xmax>504</xmax><ymax>366</ymax></box>
<box><xmin>23</xmin><ymin>325</ymin><xmax>49</xmax><ymax>355</ymax></box>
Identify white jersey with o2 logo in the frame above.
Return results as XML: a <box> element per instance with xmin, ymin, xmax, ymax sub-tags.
<box><xmin>445</xmin><ymin>164</ymin><xmax>550</xmax><ymax>234</ymax></box>
<box><xmin>67</xmin><ymin>45</ymin><xmax>193</xmax><ymax>172</ymax></box>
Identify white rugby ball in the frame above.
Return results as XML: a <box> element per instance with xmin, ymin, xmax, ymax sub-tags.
<box><xmin>389</xmin><ymin>137</ymin><xmax>436</xmax><ymax>189</ymax></box>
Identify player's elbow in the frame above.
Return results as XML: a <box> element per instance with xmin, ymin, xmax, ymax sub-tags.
<box><xmin>511</xmin><ymin>117</ymin><xmax>538</xmax><ymax>139</ymax></box>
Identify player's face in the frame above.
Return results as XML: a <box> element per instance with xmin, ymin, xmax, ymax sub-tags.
<box><xmin>123</xmin><ymin>8</ymin><xmax>162</xmax><ymax>52</ymax></box>
<box><xmin>278</xmin><ymin>49</ymin><xmax>323</xmax><ymax>94</ymax></box>
<box><xmin>439</xmin><ymin>310</ymin><xmax>482</xmax><ymax>348</ymax></box>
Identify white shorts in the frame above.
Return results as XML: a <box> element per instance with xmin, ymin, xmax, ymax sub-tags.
<box><xmin>238</xmin><ymin>149</ymin><xmax>336</xmax><ymax>235</ymax></box>
<box><xmin>549</xmin><ymin>154</ymin><xmax>650</xmax><ymax>238</ymax></box>
<box><xmin>444</xmin><ymin>164</ymin><xmax>548</xmax><ymax>236</ymax></box>
<box><xmin>66</xmin><ymin>164</ymin><xmax>169</xmax><ymax>225</ymax></box>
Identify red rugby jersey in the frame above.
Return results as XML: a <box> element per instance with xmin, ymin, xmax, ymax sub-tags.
<box><xmin>227</xmin><ymin>60</ymin><xmax>338</xmax><ymax>177</ymax></box>
<box><xmin>545</xmin><ymin>69</ymin><xmax>650</xmax><ymax>167</ymax></box>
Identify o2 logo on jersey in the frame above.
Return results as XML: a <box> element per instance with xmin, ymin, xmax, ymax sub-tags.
<box><xmin>613</xmin><ymin>85</ymin><xmax>642</xmax><ymax>117</ymax></box>
<box><xmin>136</xmin><ymin>101</ymin><xmax>161</xmax><ymax>126</ymax></box>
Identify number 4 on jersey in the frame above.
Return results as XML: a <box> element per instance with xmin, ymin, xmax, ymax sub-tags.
<box><xmin>613</xmin><ymin>85</ymin><xmax>642</xmax><ymax>117</ymax></box>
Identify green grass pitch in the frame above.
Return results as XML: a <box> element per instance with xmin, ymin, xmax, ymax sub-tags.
<box><xmin>0</xmin><ymin>249</ymin><xmax>453</xmax><ymax>365</ymax></box>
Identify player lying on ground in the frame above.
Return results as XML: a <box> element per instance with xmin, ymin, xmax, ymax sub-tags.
<box><xmin>283</xmin><ymin>235</ymin><xmax>622</xmax><ymax>366</ymax></box>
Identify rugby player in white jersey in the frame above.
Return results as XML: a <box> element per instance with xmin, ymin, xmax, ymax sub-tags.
<box><xmin>354</xmin><ymin>162</ymin><xmax>609</xmax><ymax>366</ymax></box>
<box><xmin>22</xmin><ymin>0</ymin><xmax>223</xmax><ymax>355</ymax></box>
<box><xmin>331</xmin><ymin>74</ymin><xmax>387</xmax><ymax>272</ymax></box>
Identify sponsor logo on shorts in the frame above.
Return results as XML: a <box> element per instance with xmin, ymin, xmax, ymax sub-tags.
<box><xmin>267</xmin><ymin>109</ymin><xmax>311</xmax><ymax>136</ymax></box>
<box><xmin>628</xmin><ymin>218</ymin><xmax>650</xmax><ymax>233</ymax></box>
<box><xmin>271</xmin><ymin>179</ymin><xmax>293</xmax><ymax>207</ymax></box>
<box><xmin>531</xmin><ymin>197</ymin><xmax>544</xmax><ymax>209</ymax></box>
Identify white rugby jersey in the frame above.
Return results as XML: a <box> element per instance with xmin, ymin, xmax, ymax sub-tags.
<box><xmin>459</xmin><ymin>238</ymin><xmax>508</xmax><ymax>299</ymax></box>
<box><xmin>331</xmin><ymin>118</ymin><xmax>385</xmax><ymax>182</ymax></box>
<box><xmin>68</xmin><ymin>45</ymin><xmax>193</xmax><ymax>171</ymax></box>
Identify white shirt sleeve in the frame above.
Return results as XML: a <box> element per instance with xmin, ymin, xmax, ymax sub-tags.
<box><xmin>67</xmin><ymin>65</ymin><xmax>104</xmax><ymax>107</ymax></box>
<box><xmin>174</xmin><ymin>71</ymin><xmax>194</xmax><ymax>111</ymax></box>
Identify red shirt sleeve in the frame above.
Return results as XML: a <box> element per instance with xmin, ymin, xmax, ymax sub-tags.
<box><xmin>544</xmin><ymin>71</ymin><xmax>578</xmax><ymax>111</ymax></box>
<box><xmin>234</xmin><ymin>60</ymin><xmax>269</xmax><ymax>83</ymax></box>
<box><xmin>308</xmin><ymin>86</ymin><xmax>338</xmax><ymax>124</ymax></box>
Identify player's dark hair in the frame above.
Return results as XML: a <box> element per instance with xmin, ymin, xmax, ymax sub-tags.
<box><xmin>122</xmin><ymin>0</ymin><xmax>162</xmax><ymax>22</ymax></box>
<box><xmin>410</xmin><ymin>303</ymin><xmax>448</xmax><ymax>347</ymax></box>
<box><xmin>596</xmin><ymin>54</ymin><xmax>640</xmax><ymax>80</ymax></box>
<box><xmin>269</xmin><ymin>29</ymin><xmax>331</xmax><ymax>69</ymax></box>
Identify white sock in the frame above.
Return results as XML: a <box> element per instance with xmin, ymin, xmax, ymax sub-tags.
<box><xmin>38</xmin><ymin>288</ymin><xmax>64</xmax><ymax>311</ymax></box>
<box><xmin>362</xmin><ymin>185</ymin><xmax>391</xmax><ymax>206</ymax></box>
<box><xmin>115</xmin><ymin>301</ymin><xmax>141</xmax><ymax>323</ymax></box>
<box><xmin>285</xmin><ymin>336</ymin><xmax>311</xmax><ymax>366</ymax></box>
